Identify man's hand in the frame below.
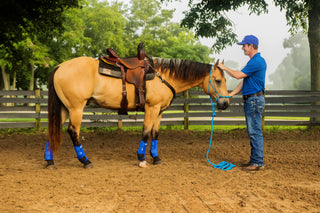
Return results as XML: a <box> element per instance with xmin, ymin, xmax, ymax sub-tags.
<box><xmin>217</xmin><ymin>63</ymin><xmax>227</xmax><ymax>71</ymax></box>
<box><xmin>217</xmin><ymin>63</ymin><xmax>247</xmax><ymax>79</ymax></box>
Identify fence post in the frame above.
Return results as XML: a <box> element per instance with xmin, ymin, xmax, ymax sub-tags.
<box><xmin>35</xmin><ymin>89</ymin><xmax>41</xmax><ymax>131</ymax></box>
<box><xmin>310</xmin><ymin>91</ymin><xmax>320</xmax><ymax>126</ymax></box>
<box><xmin>184</xmin><ymin>90</ymin><xmax>189</xmax><ymax>130</ymax></box>
<box><xmin>118</xmin><ymin>119</ymin><xmax>123</xmax><ymax>130</ymax></box>
<box><xmin>261</xmin><ymin>91</ymin><xmax>266</xmax><ymax>130</ymax></box>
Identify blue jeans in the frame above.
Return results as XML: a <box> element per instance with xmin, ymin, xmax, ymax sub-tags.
<box><xmin>244</xmin><ymin>95</ymin><xmax>265</xmax><ymax>167</ymax></box>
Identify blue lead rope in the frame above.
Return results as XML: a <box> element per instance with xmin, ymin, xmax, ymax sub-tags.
<box><xmin>206</xmin><ymin>65</ymin><xmax>236</xmax><ymax>171</ymax></box>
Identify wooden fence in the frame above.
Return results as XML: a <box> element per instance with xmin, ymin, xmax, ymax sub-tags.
<box><xmin>0</xmin><ymin>90</ymin><xmax>319</xmax><ymax>130</ymax></box>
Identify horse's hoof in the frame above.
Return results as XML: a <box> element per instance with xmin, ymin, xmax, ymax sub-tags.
<box><xmin>83</xmin><ymin>161</ymin><xmax>93</xmax><ymax>169</ymax></box>
<box><xmin>45</xmin><ymin>160</ymin><xmax>56</xmax><ymax>169</ymax></box>
<box><xmin>153</xmin><ymin>157</ymin><xmax>162</xmax><ymax>165</ymax></box>
<box><xmin>45</xmin><ymin>164</ymin><xmax>56</xmax><ymax>170</ymax></box>
<box><xmin>138</xmin><ymin>160</ymin><xmax>148</xmax><ymax>168</ymax></box>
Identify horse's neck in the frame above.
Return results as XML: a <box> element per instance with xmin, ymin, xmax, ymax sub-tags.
<box><xmin>167</xmin><ymin>75</ymin><xmax>203</xmax><ymax>94</ymax></box>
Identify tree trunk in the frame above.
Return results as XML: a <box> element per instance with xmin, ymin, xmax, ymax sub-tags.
<box><xmin>28</xmin><ymin>62</ymin><xmax>34</xmax><ymax>91</ymax></box>
<box><xmin>12</xmin><ymin>71</ymin><xmax>16</xmax><ymax>90</ymax></box>
<box><xmin>308</xmin><ymin>0</ymin><xmax>320</xmax><ymax>124</ymax></box>
<box><xmin>1</xmin><ymin>65</ymin><xmax>10</xmax><ymax>90</ymax></box>
<box><xmin>1</xmin><ymin>66</ymin><xmax>15</xmax><ymax>106</ymax></box>
<box><xmin>28</xmin><ymin>63</ymin><xmax>35</xmax><ymax>106</ymax></box>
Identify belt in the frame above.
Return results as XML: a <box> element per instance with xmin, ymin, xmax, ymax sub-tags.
<box><xmin>243</xmin><ymin>91</ymin><xmax>264</xmax><ymax>100</ymax></box>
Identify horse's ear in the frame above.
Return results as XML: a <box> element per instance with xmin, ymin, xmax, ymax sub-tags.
<box><xmin>222</xmin><ymin>60</ymin><xmax>224</xmax><ymax>64</ymax></box>
<box><xmin>214</xmin><ymin>59</ymin><xmax>220</xmax><ymax>68</ymax></box>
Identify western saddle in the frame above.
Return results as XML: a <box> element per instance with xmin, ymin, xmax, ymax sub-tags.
<box><xmin>100</xmin><ymin>43</ymin><xmax>152</xmax><ymax>114</ymax></box>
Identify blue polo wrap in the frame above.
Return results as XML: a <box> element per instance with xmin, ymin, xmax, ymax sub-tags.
<box><xmin>44</xmin><ymin>141</ymin><xmax>53</xmax><ymax>161</ymax></box>
<box><xmin>137</xmin><ymin>140</ymin><xmax>147</xmax><ymax>160</ymax></box>
<box><xmin>150</xmin><ymin>139</ymin><xmax>158</xmax><ymax>158</ymax></box>
<box><xmin>74</xmin><ymin>145</ymin><xmax>88</xmax><ymax>163</ymax></box>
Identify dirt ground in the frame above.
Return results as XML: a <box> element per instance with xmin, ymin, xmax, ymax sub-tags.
<box><xmin>0</xmin><ymin>128</ymin><xmax>319</xmax><ymax>212</ymax></box>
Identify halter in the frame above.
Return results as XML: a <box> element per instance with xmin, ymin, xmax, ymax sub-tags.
<box><xmin>206</xmin><ymin>65</ymin><xmax>235</xmax><ymax>171</ymax></box>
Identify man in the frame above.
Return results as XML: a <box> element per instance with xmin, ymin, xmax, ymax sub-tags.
<box><xmin>218</xmin><ymin>35</ymin><xmax>267</xmax><ymax>171</ymax></box>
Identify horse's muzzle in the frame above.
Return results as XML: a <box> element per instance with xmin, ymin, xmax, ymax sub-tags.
<box><xmin>216</xmin><ymin>98</ymin><xmax>229</xmax><ymax>110</ymax></box>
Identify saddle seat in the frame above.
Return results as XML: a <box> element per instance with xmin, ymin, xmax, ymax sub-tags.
<box><xmin>105</xmin><ymin>48</ymin><xmax>146</xmax><ymax>70</ymax></box>
<box><xmin>100</xmin><ymin>43</ymin><xmax>151</xmax><ymax>114</ymax></box>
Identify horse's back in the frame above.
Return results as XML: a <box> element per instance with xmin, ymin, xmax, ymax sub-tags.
<box><xmin>58</xmin><ymin>56</ymin><xmax>98</xmax><ymax>75</ymax></box>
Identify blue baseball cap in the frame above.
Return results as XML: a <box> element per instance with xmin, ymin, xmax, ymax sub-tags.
<box><xmin>237</xmin><ymin>35</ymin><xmax>259</xmax><ymax>46</ymax></box>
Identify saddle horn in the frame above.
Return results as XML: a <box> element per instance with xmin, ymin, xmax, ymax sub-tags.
<box><xmin>137</xmin><ymin>42</ymin><xmax>145</xmax><ymax>60</ymax></box>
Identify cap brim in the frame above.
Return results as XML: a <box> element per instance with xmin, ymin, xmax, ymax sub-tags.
<box><xmin>237</xmin><ymin>42</ymin><xmax>245</xmax><ymax>45</ymax></box>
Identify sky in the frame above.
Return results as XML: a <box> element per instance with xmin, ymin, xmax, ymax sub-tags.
<box><xmin>163</xmin><ymin>0</ymin><xmax>292</xmax><ymax>84</ymax></box>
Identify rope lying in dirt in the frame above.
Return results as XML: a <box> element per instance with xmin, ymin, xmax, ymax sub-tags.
<box><xmin>206</xmin><ymin>65</ymin><xmax>236</xmax><ymax>171</ymax></box>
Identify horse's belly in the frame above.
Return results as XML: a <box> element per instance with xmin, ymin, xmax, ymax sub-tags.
<box><xmin>92</xmin><ymin>77</ymin><xmax>137</xmax><ymax>109</ymax></box>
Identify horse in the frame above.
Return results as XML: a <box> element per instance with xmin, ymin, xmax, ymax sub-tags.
<box><xmin>44</xmin><ymin>56</ymin><xmax>230</xmax><ymax>169</ymax></box>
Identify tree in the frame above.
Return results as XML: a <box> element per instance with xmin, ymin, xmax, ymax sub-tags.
<box><xmin>269</xmin><ymin>33</ymin><xmax>310</xmax><ymax>90</ymax></box>
<box><xmin>82</xmin><ymin>0</ymin><xmax>129</xmax><ymax>57</ymax></box>
<box><xmin>176</xmin><ymin>0</ymin><xmax>319</xmax><ymax>93</ymax></box>
<box><xmin>126</xmin><ymin>0</ymin><xmax>213</xmax><ymax>62</ymax></box>
<box><xmin>0</xmin><ymin>0</ymin><xmax>81</xmax><ymax>90</ymax></box>
<box><xmin>0</xmin><ymin>0</ymin><xmax>216</xmax><ymax>90</ymax></box>
<box><xmin>0</xmin><ymin>0</ymin><xmax>80</xmax><ymax>55</ymax></box>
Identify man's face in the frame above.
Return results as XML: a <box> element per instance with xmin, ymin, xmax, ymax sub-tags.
<box><xmin>241</xmin><ymin>44</ymin><xmax>252</xmax><ymax>56</ymax></box>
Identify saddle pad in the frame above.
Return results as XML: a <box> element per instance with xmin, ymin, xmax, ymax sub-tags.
<box><xmin>98</xmin><ymin>57</ymin><xmax>155</xmax><ymax>81</ymax></box>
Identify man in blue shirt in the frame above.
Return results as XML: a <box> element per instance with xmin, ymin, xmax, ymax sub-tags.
<box><xmin>218</xmin><ymin>35</ymin><xmax>267</xmax><ymax>171</ymax></box>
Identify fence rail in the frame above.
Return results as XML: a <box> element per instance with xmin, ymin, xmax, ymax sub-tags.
<box><xmin>0</xmin><ymin>90</ymin><xmax>319</xmax><ymax>130</ymax></box>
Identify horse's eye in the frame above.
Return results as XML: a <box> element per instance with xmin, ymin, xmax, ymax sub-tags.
<box><xmin>215</xmin><ymin>79</ymin><xmax>221</xmax><ymax>84</ymax></box>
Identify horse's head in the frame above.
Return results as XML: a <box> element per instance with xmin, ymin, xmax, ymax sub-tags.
<box><xmin>201</xmin><ymin>60</ymin><xmax>230</xmax><ymax>110</ymax></box>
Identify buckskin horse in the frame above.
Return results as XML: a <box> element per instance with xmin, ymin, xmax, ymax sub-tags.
<box><xmin>44</xmin><ymin>52</ymin><xmax>230</xmax><ymax>169</ymax></box>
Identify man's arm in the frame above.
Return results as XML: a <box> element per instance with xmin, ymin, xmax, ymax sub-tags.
<box><xmin>218</xmin><ymin>63</ymin><xmax>247</xmax><ymax>79</ymax></box>
<box><xmin>229</xmin><ymin>80</ymin><xmax>243</xmax><ymax>98</ymax></box>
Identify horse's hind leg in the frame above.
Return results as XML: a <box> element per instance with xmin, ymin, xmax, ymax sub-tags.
<box><xmin>45</xmin><ymin>106</ymin><xmax>69</xmax><ymax>169</ymax></box>
<box><xmin>68</xmin><ymin>109</ymin><xmax>93</xmax><ymax>168</ymax></box>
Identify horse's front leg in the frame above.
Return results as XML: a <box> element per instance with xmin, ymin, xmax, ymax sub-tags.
<box><xmin>137</xmin><ymin>106</ymin><xmax>161</xmax><ymax>167</ymax></box>
<box><xmin>150</xmin><ymin>112</ymin><xmax>163</xmax><ymax>165</ymax></box>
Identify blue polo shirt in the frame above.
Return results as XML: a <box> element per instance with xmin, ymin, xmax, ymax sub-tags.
<box><xmin>241</xmin><ymin>53</ymin><xmax>267</xmax><ymax>96</ymax></box>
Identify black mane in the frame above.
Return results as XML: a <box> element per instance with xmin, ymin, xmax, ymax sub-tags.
<box><xmin>153</xmin><ymin>58</ymin><xmax>212</xmax><ymax>81</ymax></box>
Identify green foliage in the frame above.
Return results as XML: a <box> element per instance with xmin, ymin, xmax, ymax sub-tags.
<box><xmin>273</xmin><ymin>0</ymin><xmax>309</xmax><ymax>34</ymax></box>
<box><xmin>167</xmin><ymin>0</ymin><xmax>319</xmax><ymax>93</ymax></box>
<box><xmin>0</xmin><ymin>0</ymin><xmax>80</xmax><ymax>54</ymax></box>
<box><xmin>0</xmin><ymin>0</ymin><xmax>80</xmax><ymax>90</ymax></box>
<box><xmin>180</xmin><ymin>0</ymin><xmax>268</xmax><ymax>52</ymax></box>
<box><xmin>269</xmin><ymin>32</ymin><xmax>310</xmax><ymax>90</ymax></box>
<box><xmin>82</xmin><ymin>1</ymin><xmax>128</xmax><ymax>57</ymax></box>
<box><xmin>127</xmin><ymin>0</ymin><xmax>213</xmax><ymax>62</ymax></box>
<box><xmin>1</xmin><ymin>0</ymin><xmax>214</xmax><ymax>90</ymax></box>
<box><xmin>175</xmin><ymin>0</ymin><xmax>312</xmax><ymax>53</ymax></box>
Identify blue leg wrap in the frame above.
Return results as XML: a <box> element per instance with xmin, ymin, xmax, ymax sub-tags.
<box><xmin>137</xmin><ymin>140</ymin><xmax>147</xmax><ymax>160</ymax></box>
<box><xmin>74</xmin><ymin>145</ymin><xmax>88</xmax><ymax>163</ymax></box>
<box><xmin>44</xmin><ymin>141</ymin><xmax>53</xmax><ymax>161</ymax></box>
<box><xmin>150</xmin><ymin>139</ymin><xmax>158</xmax><ymax>158</ymax></box>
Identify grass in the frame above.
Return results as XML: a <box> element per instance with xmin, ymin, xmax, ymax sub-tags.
<box><xmin>0</xmin><ymin>118</ymin><xmax>37</xmax><ymax>122</ymax></box>
<box><xmin>264</xmin><ymin>116</ymin><xmax>309</xmax><ymax>121</ymax></box>
<box><xmin>0</xmin><ymin>125</ymin><xmax>316</xmax><ymax>136</ymax></box>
